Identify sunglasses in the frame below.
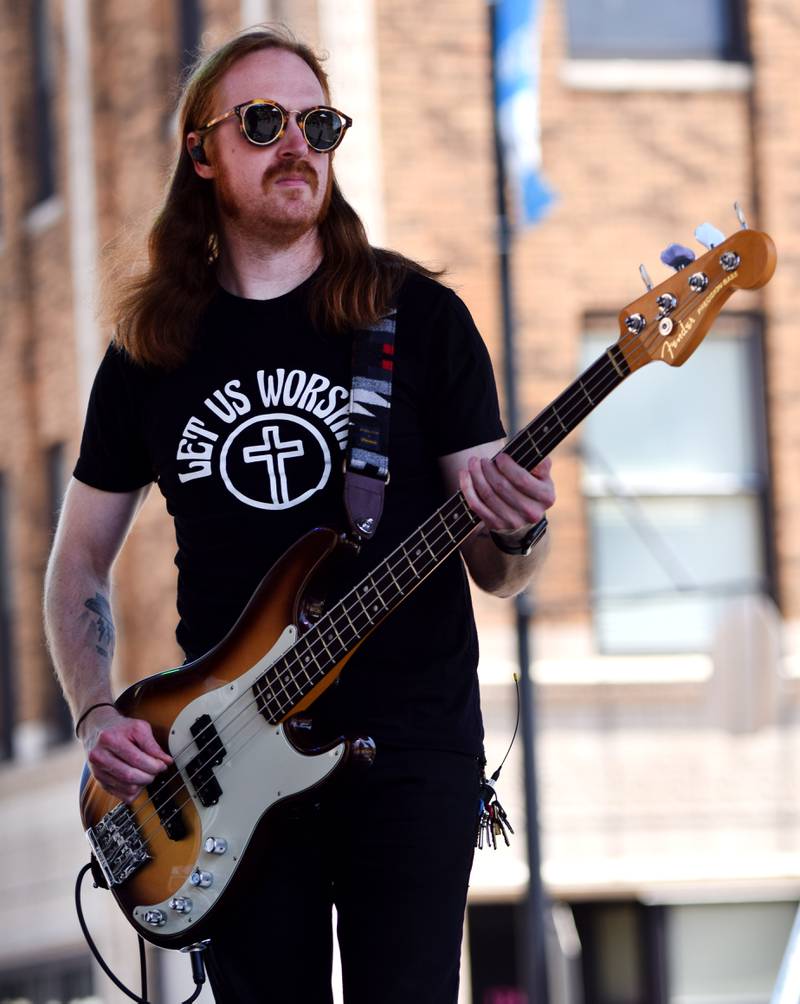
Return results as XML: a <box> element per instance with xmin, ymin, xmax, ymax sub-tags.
<box><xmin>197</xmin><ymin>99</ymin><xmax>352</xmax><ymax>153</ymax></box>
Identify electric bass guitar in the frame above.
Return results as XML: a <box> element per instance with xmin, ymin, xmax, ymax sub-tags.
<box><xmin>79</xmin><ymin>220</ymin><xmax>776</xmax><ymax>949</ymax></box>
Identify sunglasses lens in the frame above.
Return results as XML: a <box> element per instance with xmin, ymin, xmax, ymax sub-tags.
<box><xmin>304</xmin><ymin>109</ymin><xmax>345</xmax><ymax>151</ymax></box>
<box><xmin>242</xmin><ymin>103</ymin><xmax>285</xmax><ymax>144</ymax></box>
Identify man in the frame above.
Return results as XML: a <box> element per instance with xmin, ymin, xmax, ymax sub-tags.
<box><xmin>44</xmin><ymin>26</ymin><xmax>555</xmax><ymax>1004</ymax></box>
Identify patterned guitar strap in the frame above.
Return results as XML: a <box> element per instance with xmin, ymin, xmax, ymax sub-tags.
<box><xmin>343</xmin><ymin>308</ymin><xmax>397</xmax><ymax>544</ymax></box>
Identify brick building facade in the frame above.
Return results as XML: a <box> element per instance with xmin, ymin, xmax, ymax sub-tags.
<box><xmin>0</xmin><ymin>1</ymin><xmax>798</xmax><ymax>1001</ymax></box>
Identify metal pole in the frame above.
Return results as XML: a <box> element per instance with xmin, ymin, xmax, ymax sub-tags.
<box><xmin>488</xmin><ymin>3</ymin><xmax>550</xmax><ymax>1000</ymax></box>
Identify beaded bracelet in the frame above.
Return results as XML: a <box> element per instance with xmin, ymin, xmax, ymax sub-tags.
<box><xmin>74</xmin><ymin>701</ymin><xmax>116</xmax><ymax>739</ymax></box>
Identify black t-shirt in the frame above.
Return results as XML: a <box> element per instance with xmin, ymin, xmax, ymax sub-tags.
<box><xmin>74</xmin><ymin>269</ymin><xmax>505</xmax><ymax>755</ymax></box>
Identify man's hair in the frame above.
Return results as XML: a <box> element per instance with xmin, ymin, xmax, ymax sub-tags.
<box><xmin>111</xmin><ymin>25</ymin><xmax>438</xmax><ymax>369</ymax></box>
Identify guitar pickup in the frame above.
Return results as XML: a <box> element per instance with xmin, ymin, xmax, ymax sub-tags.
<box><xmin>186</xmin><ymin>714</ymin><xmax>226</xmax><ymax>808</ymax></box>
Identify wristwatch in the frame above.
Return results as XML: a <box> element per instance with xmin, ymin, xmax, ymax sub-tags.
<box><xmin>490</xmin><ymin>516</ymin><xmax>548</xmax><ymax>556</ymax></box>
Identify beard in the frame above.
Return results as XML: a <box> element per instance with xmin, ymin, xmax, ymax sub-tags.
<box><xmin>215</xmin><ymin>157</ymin><xmax>331</xmax><ymax>248</ymax></box>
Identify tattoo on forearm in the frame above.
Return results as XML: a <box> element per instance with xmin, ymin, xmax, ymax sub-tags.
<box><xmin>84</xmin><ymin>593</ymin><xmax>114</xmax><ymax>658</ymax></box>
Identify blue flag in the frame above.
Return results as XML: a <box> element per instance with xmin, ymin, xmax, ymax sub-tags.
<box><xmin>494</xmin><ymin>0</ymin><xmax>554</xmax><ymax>225</ymax></box>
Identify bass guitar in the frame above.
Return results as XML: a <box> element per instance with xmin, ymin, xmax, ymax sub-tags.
<box><xmin>80</xmin><ymin>220</ymin><xmax>776</xmax><ymax>949</ymax></box>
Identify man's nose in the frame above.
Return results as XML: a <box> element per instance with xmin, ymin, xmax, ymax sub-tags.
<box><xmin>278</xmin><ymin>114</ymin><xmax>309</xmax><ymax>156</ymax></box>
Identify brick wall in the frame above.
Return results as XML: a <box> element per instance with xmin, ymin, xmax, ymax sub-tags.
<box><xmin>1</xmin><ymin>0</ymin><xmax>797</xmax><ymax>740</ymax></box>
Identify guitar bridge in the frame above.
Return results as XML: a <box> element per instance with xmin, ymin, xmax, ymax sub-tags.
<box><xmin>86</xmin><ymin>803</ymin><xmax>151</xmax><ymax>887</ymax></box>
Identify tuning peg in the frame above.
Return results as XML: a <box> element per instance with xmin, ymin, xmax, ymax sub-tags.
<box><xmin>639</xmin><ymin>264</ymin><xmax>654</xmax><ymax>291</ymax></box>
<box><xmin>734</xmin><ymin>201</ymin><xmax>748</xmax><ymax>229</ymax></box>
<box><xmin>660</xmin><ymin>243</ymin><xmax>696</xmax><ymax>271</ymax></box>
<box><xmin>694</xmin><ymin>223</ymin><xmax>725</xmax><ymax>250</ymax></box>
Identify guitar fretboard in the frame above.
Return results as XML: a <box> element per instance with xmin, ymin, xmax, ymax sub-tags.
<box><xmin>252</xmin><ymin>345</ymin><xmax>629</xmax><ymax>722</ymax></box>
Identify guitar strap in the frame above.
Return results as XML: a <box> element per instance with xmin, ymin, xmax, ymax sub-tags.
<box><xmin>344</xmin><ymin>308</ymin><xmax>397</xmax><ymax>543</ymax></box>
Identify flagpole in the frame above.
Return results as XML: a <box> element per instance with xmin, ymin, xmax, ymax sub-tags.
<box><xmin>488</xmin><ymin>2</ymin><xmax>550</xmax><ymax>1001</ymax></box>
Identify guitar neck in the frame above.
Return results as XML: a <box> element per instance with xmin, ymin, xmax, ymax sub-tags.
<box><xmin>254</xmin><ymin>344</ymin><xmax>631</xmax><ymax>720</ymax></box>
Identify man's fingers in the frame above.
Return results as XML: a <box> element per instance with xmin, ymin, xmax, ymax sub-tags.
<box><xmin>494</xmin><ymin>454</ymin><xmax>556</xmax><ymax>509</ymax></box>
<box><xmin>476</xmin><ymin>457</ymin><xmax>549</xmax><ymax>526</ymax></box>
<box><xmin>100</xmin><ymin>727</ymin><xmax>170</xmax><ymax>776</ymax></box>
<box><xmin>130</xmin><ymin>719</ymin><xmax>173</xmax><ymax>765</ymax></box>
<box><xmin>463</xmin><ymin>460</ymin><xmax>518</xmax><ymax>530</ymax></box>
<box><xmin>88</xmin><ymin>745</ymin><xmax>158</xmax><ymax>790</ymax></box>
<box><xmin>86</xmin><ymin>716</ymin><xmax>173</xmax><ymax>801</ymax></box>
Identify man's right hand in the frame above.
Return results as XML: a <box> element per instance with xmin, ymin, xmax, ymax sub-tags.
<box><xmin>81</xmin><ymin>707</ymin><xmax>173</xmax><ymax>804</ymax></box>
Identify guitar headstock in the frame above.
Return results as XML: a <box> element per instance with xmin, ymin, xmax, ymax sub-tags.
<box><xmin>615</xmin><ymin>227</ymin><xmax>777</xmax><ymax>373</ymax></box>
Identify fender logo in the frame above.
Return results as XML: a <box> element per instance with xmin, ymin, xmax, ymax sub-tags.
<box><xmin>660</xmin><ymin>270</ymin><xmax>738</xmax><ymax>361</ymax></box>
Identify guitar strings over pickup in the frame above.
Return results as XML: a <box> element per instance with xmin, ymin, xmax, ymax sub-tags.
<box><xmin>186</xmin><ymin>714</ymin><xmax>227</xmax><ymax>807</ymax></box>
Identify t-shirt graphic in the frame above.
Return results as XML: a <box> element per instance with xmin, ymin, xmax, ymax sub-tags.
<box><xmin>175</xmin><ymin>367</ymin><xmax>349</xmax><ymax>511</ymax></box>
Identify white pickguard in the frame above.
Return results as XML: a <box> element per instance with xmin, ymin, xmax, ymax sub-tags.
<box><xmin>132</xmin><ymin>625</ymin><xmax>346</xmax><ymax>938</ymax></box>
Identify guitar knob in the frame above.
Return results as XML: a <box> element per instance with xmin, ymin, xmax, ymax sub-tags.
<box><xmin>656</xmin><ymin>292</ymin><xmax>678</xmax><ymax>316</ymax></box>
<box><xmin>624</xmin><ymin>313</ymin><xmax>647</xmax><ymax>334</ymax></box>
<box><xmin>204</xmin><ymin>837</ymin><xmax>228</xmax><ymax>855</ymax></box>
<box><xmin>689</xmin><ymin>272</ymin><xmax>709</xmax><ymax>292</ymax></box>
<box><xmin>720</xmin><ymin>250</ymin><xmax>740</xmax><ymax>272</ymax></box>
<box><xmin>660</xmin><ymin>243</ymin><xmax>696</xmax><ymax>271</ymax></box>
<box><xmin>190</xmin><ymin>868</ymin><xmax>213</xmax><ymax>888</ymax></box>
<box><xmin>143</xmin><ymin>909</ymin><xmax>167</xmax><ymax>927</ymax></box>
<box><xmin>169</xmin><ymin>896</ymin><xmax>193</xmax><ymax>914</ymax></box>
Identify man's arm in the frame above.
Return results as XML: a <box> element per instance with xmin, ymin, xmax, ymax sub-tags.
<box><xmin>44</xmin><ymin>478</ymin><xmax>171</xmax><ymax>802</ymax></box>
<box><xmin>439</xmin><ymin>440</ymin><xmax>555</xmax><ymax>598</ymax></box>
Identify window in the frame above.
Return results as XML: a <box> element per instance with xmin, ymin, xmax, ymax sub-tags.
<box><xmin>468</xmin><ymin>901</ymin><xmax>525</xmax><ymax>1003</ymax></box>
<box><xmin>0</xmin><ymin>954</ymin><xmax>94</xmax><ymax>1004</ymax></box>
<box><xmin>581</xmin><ymin>314</ymin><xmax>771</xmax><ymax>654</ymax></box>
<box><xmin>564</xmin><ymin>0</ymin><xmax>748</xmax><ymax>62</ymax></box>
<box><xmin>0</xmin><ymin>474</ymin><xmax>14</xmax><ymax>760</ymax></box>
<box><xmin>28</xmin><ymin>0</ymin><xmax>58</xmax><ymax>207</ymax></box>
<box><xmin>571</xmin><ymin>901</ymin><xmax>667</xmax><ymax>1004</ymax></box>
<box><xmin>667</xmin><ymin>902</ymin><xmax>796</xmax><ymax>1003</ymax></box>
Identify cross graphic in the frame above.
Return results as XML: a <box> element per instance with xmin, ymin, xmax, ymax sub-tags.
<box><xmin>242</xmin><ymin>425</ymin><xmax>304</xmax><ymax>505</ymax></box>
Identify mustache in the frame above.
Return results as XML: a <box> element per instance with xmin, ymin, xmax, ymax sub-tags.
<box><xmin>262</xmin><ymin>160</ymin><xmax>318</xmax><ymax>189</ymax></box>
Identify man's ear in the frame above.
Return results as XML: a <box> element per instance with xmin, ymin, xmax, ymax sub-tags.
<box><xmin>186</xmin><ymin>132</ymin><xmax>214</xmax><ymax>177</ymax></box>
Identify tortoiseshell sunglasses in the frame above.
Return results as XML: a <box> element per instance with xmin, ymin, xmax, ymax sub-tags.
<box><xmin>197</xmin><ymin>99</ymin><xmax>352</xmax><ymax>153</ymax></box>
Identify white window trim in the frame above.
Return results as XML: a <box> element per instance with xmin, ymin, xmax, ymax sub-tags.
<box><xmin>561</xmin><ymin>59</ymin><xmax>752</xmax><ymax>92</ymax></box>
<box><xmin>23</xmin><ymin>194</ymin><xmax>64</xmax><ymax>236</ymax></box>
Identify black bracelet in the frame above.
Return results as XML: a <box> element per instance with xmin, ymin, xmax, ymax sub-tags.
<box><xmin>74</xmin><ymin>701</ymin><xmax>116</xmax><ymax>739</ymax></box>
<box><xmin>490</xmin><ymin>516</ymin><xmax>548</xmax><ymax>557</ymax></box>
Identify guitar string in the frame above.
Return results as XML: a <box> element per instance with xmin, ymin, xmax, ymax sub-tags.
<box><xmin>99</xmin><ymin>318</ymin><xmax>672</xmax><ymax>868</ymax></box>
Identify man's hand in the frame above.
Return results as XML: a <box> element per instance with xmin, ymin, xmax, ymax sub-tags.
<box><xmin>81</xmin><ymin>707</ymin><xmax>173</xmax><ymax>804</ymax></box>
<box><xmin>459</xmin><ymin>453</ymin><xmax>555</xmax><ymax>536</ymax></box>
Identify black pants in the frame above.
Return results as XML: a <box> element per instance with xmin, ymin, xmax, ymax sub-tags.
<box><xmin>204</xmin><ymin>746</ymin><xmax>481</xmax><ymax>1004</ymax></box>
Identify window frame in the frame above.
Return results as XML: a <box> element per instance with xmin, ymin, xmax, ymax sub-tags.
<box><xmin>580</xmin><ymin>311</ymin><xmax>775</xmax><ymax>656</ymax></box>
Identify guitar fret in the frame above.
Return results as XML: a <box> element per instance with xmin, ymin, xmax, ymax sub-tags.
<box><xmin>285</xmin><ymin>650</ymin><xmax>312</xmax><ymax>687</ymax></box>
<box><xmin>438</xmin><ymin>510</ymin><xmax>456</xmax><ymax>542</ymax></box>
<box><xmin>385</xmin><ymin>560</ymin><xmax>406</xmax><ymax>595</ymax></box>
<box><xmin>578</xmin><ymin>377</ymin><xmax>595</xmax><ymax>406</ymax></box>
<box><xmin>354</xmin><ymin>588</ymin><xmax>375</xmax><ymax>624</ymax></box>
<box><xmin>326</xmin><ymin>617</ymin><xmax>347</xmax><ymax>649</ymax></box>
<box><xmin>315</xmin><ymin>630</ymin><xmax>335</xmax><ymax>662</ymax></box>
<box><xmin>418</xmin><ymin>526</ymin><xmax>437</xmax><ymax>561</ymax></box>
<box><xmin>341</xmin><ymin>602</ymin><xmax>362</xmax><ymax>637</ymax></box>
<box><xmin>550</xmin><ymin>403</ymin><xmax>569</xmax><ymax>433</ymax></box>
<box><xmin>402</xmin><ymin>545</ymin><xmax>421</xmax><ymax>579</ymax></box>
<box><xmin>297</xmin><ymin>642</ymin><xmax>321</xmax><ymax>678</ymax></box>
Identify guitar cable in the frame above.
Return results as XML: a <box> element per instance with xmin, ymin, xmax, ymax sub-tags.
<box><xmin>74</xmin><ymin>861</ymin><xmax>207</xmax><ymax>1004</ymax></box>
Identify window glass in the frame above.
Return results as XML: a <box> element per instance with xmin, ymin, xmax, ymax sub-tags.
<box><xmin>667</xmin><ymin>902</ymin><xmax>796</xmax><ymax>1001</ymax></box>
<box><xmin>581</xmin><ymin>317</ymin><xmax>769</xmax><ymax>654</ymax></box>
<box><xmin>565</xmin><ymin>0</ymin><xmax>747</xmax><ymax>61</ymax></box>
